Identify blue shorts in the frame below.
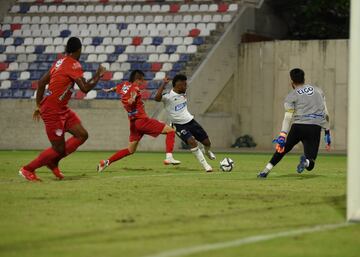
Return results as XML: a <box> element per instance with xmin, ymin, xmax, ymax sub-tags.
<box><xmin>172</xmin><ymin>119</ymin><xmax>209</xmax><ymax>144</ymax></box>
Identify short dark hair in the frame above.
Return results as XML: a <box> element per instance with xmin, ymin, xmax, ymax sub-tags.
<box><xmin>129</xmin><ymin>70</ymin><xmax>145</xmax><ymax>82</ymax></box>
<box><xmin>172</xmin><ymin>74</ymin><xmax>187</xmax><ymax>87</ymax></box>
<box><xmin>290</xmin><ymin>68</ymin><xmax>305</xmax><ymax>84</ymax></box>
<box><xmin>65</xmin><ymin>37</ymin><xmax>82</xmax><ymax>53</ymax></box>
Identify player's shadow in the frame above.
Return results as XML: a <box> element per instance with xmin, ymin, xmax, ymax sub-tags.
<box><xmin>276</xmin><ymin>173</ymin><xmax>323</xmax><ymax>179</ymax></box>
<box><xmin>324</xmin><ymin>194</ymin><xmax>346</xmax><ymax>218</ymax></box>
<box><xmin>61</xmin><ymin>174</ymin><xmax>90</xmax><ymax>181</ymax></box>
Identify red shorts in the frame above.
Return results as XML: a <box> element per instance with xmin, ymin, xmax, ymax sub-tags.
<box><xmin>129</xmin><ymin>118</ymin><xmax>166</xmax><ymax>142</ymax></box>
<box><xmin>40</xmin><ymin>106</ymin><xmax>81</xmax><ymax>141</ymax></box>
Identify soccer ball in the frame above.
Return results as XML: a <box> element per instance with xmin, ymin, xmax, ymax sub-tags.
<box><xmin>220</xmin><ymin>157</ymin><xmax>234</xmax><ymax>172</ymax></box>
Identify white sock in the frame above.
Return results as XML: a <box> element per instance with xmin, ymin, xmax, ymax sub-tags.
<box><xmin>191</xmin><ymin>146</ymin><xmax>210</xmax><ymax>169</ymax></box>
<box><xmin>166</xmin><ymin>153</ymin><xmax>173</xmax><ymax>159</ymax></box>
<box><xmin>263</xmin><ymin>163</ymin><xmax>274</xmax><ymax>174</ymax></box>
<box><xmin>204</xmin><ymin>145</ymin><xmax>210</xmax><ymax>153</ymax></box>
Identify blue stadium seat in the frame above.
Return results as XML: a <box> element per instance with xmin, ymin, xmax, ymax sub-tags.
<box><xmin>179</xmin><ymin>54</ymin><xmax>190</xmax><ymax>62</ymax></box>
<box><xmin>0</xmin><ymin>89</ymin><xmax>13</xmax><ymax>98</ymax></box>
<box><xmin>19</xmin><ymin>4</ymin><xmax>30</xmax><ymax>14</ymax></box>
<box><xmin>37</xmin><ymin>54</ymin><xmax>47</xmax><ymax>62</ymax></box>
<box><xmin>152</xmin><ymin>37</ymin><xmax>163</xmax><ymax>46</ymax></box>
<box><xmin>39</xmin><ymin>62</ymin><xmax>51</xmax><ymax>71</ymax></box>
<box><xmin>114</xmin><ymin>45</ymin><xmax>125</xmax><ymax>54</ymax></box>
<box><xmin>11</xmin><ymin>81</ymin><xmax>21</xmax><ymax>89</ymax></box>
<box><xmin>0</xmin><ymin>46</ymin><xmax>6</xmax><ymax>53</ymax></box>
<box><xmin>123</xmin><ymin>72</ymin><xmax>131</xmax><ymax>81</ymax></box>
<box><xmin>167</xmin><ymin>71</ymin><xmax>177</xmax><ymax>79</ymax></box>
<box><xmin>29</xmin><ymin>63</ymin><xmax>39</xmax><ymax>70</ymax></box>
<box><xmin>107</xmin><ymin>81</ymin><xmax>116</xmax><ymax>88</ymax></box>
<box><xmin>131</xmin><ymin>62</ymin><xmax>141</xmax><ymax>70</ymax></box>
<box><xmin>30</xmin><ymin>71</ymin><xmax>43</xmax><ymax>80</ymax></box>
<box><xmin>13</xmin><ymin>37</ymin><xmax>24</xmax><ymax>46</ymax></box>
<box><xmin>92</xmin><ymin>37</ymin><xmax>103</xmax><ymax>46</ymax></box>
<box><xmin>95</xmin><ymin>90</ymin><xmax>107</xmax><ymax>99</ymax></box>
<box><xmin>12</xmin><ymin>89</ymin><xmax>24</xmax><ymax>98</ymax></box>
<box><xmin>107</xmin><ymin>92</ymin><xmax>118</xmax><ymax>99</ymax></box>
<box><xmin>144</xmin><ymin>71</ymin><xmax>154</xmax><ymax>80</ymax></box>
<box><xmin>127</xmin><ymin>54</ymin><xmax>138</xmax><ymax>62</ymax></box>
<box><xmin>6</xmin><ymin>54</ymin><xmax>17</xmax><ymax>62</ymax></box>
<box><xmin>117</xmin><ymin>23</ymin><xmax>128</xmax><ymax>30</ymax></box>
<box><xmin>107</xmin><ymin>54</ymin><xmax>118</xmax><ymax>62</ymax></box>
<box><xmin>147</xmin><ymin>81</ymin><xmax>160</xmax><ymax>89</ymax></box>
<box><xmin>172</xmin><ymin>62</ymin><xmax>184</xmax><ymax>71</ymax></box>
<box><xmin>19</xmin><ymin>81</ymin><xmax>31</xmax><ymax>89</ymax></box>
<box><xmin>35</xmin><ymin>45</ymin><xmax>45</xmax><ymax>54</ymax></box>
<box><xmin>23</xmin><ymin>89</ymin><xmax>34</xmax><ymax>98</ymax></box>
<box><xmin>2</xmin><ymin>30</ymin><xmax>12</xmax><ymax>38</ymax></box>
<box><xmin>95</xmin><ymin>81</ymin><xmax>106</xmax><ymax>90</ymax></box>
<box><xmin>9</xmin><ymin>71</ymin><xmax>20</xmax><ymax>80</ymax></box>
<box><xmin>166</xmin><ymin>45</ymin><xmax>177</xmax><ymax>54</ymax></box>
<box><xmin>60</xmin><ymin>30</ymin><xmax>71</xmax><ymax>38</ymax></box>
<box><xmin>141</xmin><ymin>62</ymin><xmax>151</xmax><ymax>71</ymax></box>
<box><xmin>193</xmin><ymin>37</ymin><xmax>205</xmax><ymax>45</ymax></box>
<box><xmin>79</xmin><ymin>54</ymin><xmax>88</xmax><ymax>62</ymax></box>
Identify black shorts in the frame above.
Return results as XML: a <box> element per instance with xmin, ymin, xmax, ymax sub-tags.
<box><xmin>172</xmin><ymin>119</ymin><xmax>209</xmax><ymax>144</ymax></box>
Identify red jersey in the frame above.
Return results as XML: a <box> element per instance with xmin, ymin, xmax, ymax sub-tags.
<box><xmin>41</xmin><ymin>56</ymin><xmax>83</xmax><ymax>109</ymax></box>
<box><xmin>116</xmin><ymin>81</ymin><xmax>148</xmax><ymax>120</ymax></box>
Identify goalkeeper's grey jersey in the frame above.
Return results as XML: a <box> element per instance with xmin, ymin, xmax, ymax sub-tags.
<box><xmin>284</xmin><ymin>84</ymin><xmax>327</xmax><ymax>127</ymax></box>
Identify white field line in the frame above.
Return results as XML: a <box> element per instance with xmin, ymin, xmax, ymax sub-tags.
<box><xmin>142</xmin><ymin>223</ymin><xmax>351</xmax><ymax>257</ymax></box>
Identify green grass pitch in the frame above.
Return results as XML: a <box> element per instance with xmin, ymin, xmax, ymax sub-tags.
<box><xmin>0</xmin><ymin>150</ymin><xmax>359</xmax><ymax>257</ymax></box>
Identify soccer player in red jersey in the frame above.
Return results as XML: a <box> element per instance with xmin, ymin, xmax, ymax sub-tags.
<box><xmin>97</xmin><ymin>70</ymin><xmax>180</xmax><ymax>172</ymax></box>
<box><xmin>19</xmin><ymin>37</ymin><xmax>106</xmax><ymax>181</ymax></box>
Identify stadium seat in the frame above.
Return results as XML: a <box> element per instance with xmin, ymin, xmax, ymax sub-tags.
<box><xmin>151</xmin><ymin>62</ymin><xmax>162</xmax><ymax>72</ymax></box>
<box><xmin>162</xmin><ymin>63</ymin><xmax>173</xmax><ymax>72</ymax></box>
<box><xmin>0</xmin><ymin>62</ymin><xmax>8</xmax><ymax>71</ymax></box>
<box><xmin>0</xmin><ymin>80</ymin><xmax>11</xmax><ymax>89</ymax></box>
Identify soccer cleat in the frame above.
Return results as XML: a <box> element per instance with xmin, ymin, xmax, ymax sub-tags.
<box><xmin>97</xmin><ymin>160</ymin><xmax>109</xmax><ymax>173</ymax></box>
<box><xmin>297</xmin><ymin>155</ymin><xmax>307</xmax><ymax>173</ymax></box>
<box><xmin>19</xmin><ymin>167</ymin><xmax>41</xmax><ymax>181</ymax></box>
<box><xmin>163</xmin><ymin>157</ymin><xmax>181</xmax><ymax>165</ymax></box>
<box><xmin>257</xmin><ymin>171</ymin><xmax>268</xmax><ymax>178</ymax></box>
<box><xmin>205</xmin><ymin>150</ymin><xmax>216</xmax><ymax>160</ymax></box>
<box><xmin>51</xmin><ymin>167</ymin><xmax>64</xmax><ymax>180</ymax></box>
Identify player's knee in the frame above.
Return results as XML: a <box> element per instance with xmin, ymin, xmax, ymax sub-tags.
<box><xmin>128</xmin><ymin>148</ymin><xmax>136</xmax><ymax>154</ymax></box>
<box><xmin>78</xmin><ymin>130</ymin><xmax>89</xmax><ymax>142</ymax></box>
<box><xmin>53</xmin><ymin>144</ymin><xmax>65</xmax><ymax>155</ymax></box>
<box><xmin>187</xmin><ymin>138</ymin><xmax>197</xmax><ymax>148</ymax></box>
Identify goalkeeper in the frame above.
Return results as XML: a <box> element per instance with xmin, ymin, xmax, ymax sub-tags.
<box><xmin>258</xmin><ymin>68</ymin><xmax>331</xmax><ymax>178</ymax></box>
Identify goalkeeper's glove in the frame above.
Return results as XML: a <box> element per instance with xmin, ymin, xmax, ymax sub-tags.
<box><xmin>324</xmin><ymin>129</ymin><xmax>331</xmax><ymax>151</ymax></box>
<box><xmin>273</xmin><ymin>131</ymin><xmax>287</xmax><ymax>153</ymax></box>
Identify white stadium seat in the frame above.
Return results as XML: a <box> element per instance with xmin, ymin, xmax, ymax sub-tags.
<box><xmin>0</xmin><ymin>80</ymin><xmax>11</xmax><ymax>89</ymax></box>
<box><xmin>155</xmin><ymin>72</ymin><xmax>166</xmax><ymax>80</ymax></box>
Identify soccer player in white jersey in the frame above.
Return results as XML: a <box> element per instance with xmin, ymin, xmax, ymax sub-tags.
<box><xmin>258</xmin><ymin>68</ymin><xmax>331</xmax><ymax>178</ymax></box>
<box><xmin>155</xmin><ymin>74</ymin><xmax>216</xmax><ymax>172</ymax></box>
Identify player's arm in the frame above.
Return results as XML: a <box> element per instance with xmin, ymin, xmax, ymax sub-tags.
<box><xmin>33</xmin><ymin>70</ymin><xmax>50</xmax><ymax>121</ymax></box>
<box><xmin>154</xmin><ymin>77</ymin><xmax>170</xmax><ymax>102</ymax></box>
<box><xmin>75</xmin><ymin>65</ymin><xmax>106</xmax><ymax>93</ymax></box>
<box><xmin>323</xmin><ymin>99</ymin><xmax>331</xmax><ymax>150</ymax></box>
<box><xmin>273</xmin><ymin>109</ymin><xmax>294</xmax><ymax>153</ymax></box>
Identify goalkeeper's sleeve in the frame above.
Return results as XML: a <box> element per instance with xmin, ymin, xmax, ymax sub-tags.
<box><xmin>280</xmin><ymin>111</ymin><xmax>294</xmax><ymax>134</ymax></box>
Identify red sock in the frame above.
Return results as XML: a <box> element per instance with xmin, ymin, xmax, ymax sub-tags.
<box><xmin>166</xmin><ymin>131</ymin><xmax>175</xmax><ymax>153</ymax></box>
<box><xmin>108</xmin><ymin>149</ymin><xmax>131</xmax><ymax>164</ymax></box>
<box><xmin>47</xmin><ymin>137</ymin><xmax>85</xmax><ymax>169</ymax></box>
<box><xmin>24</xmin><ymin>147</ymin><xmax>60</xmax><ymax>172</ymax></box>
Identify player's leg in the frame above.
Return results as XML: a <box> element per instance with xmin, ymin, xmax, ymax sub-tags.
<box><xmin>47</xmin><ymin>110</ymin><xmax>87</xmax><ymax>179</ymax></box>
<box><xmin>174</xmin><ymin>123</ymin><xmax>212</xmax><ymax>172</ymax></box>
<box><xmin>20</xmin><ymin>113</ymin><xmax>66</xmax><ymax>181</ymax></box>
<box><xmin>20</xmin><ymin>138</ymin><xmax>65</xmax><ymax>181</ymax></box>
<box><xmin>161</xmin><ymin>124</ymin><xmax>181</xmax><ymax>165</ymax></box>
<box><xmin>297</xmin><ymin>125</ymin><xmax>322</xmax><ymax>173</ymax></box>
<box><xmin>188</xmin><ymin>120</ymin><xmax>215</xmax><ymax>160</ymax></box>
<box><xmin>258</xmin><ymin>125</ymin><xmax>301</xmax><ymax>178</ymax></box>
<box><xmin>98</xmin><ymin>121</ymin><xmax>141</xmax><ymax>172</ymax></box>
<box><xmin>98</xmin><ymin>141</ymin><xmax>138</xmax><ymax>172</ymax></box>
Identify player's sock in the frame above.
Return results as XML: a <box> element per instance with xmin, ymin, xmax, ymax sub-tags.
<box><xmin>65</xmin><ymin>136</ymin><xmax>85</xmax><ymax>155</ymax></box>
<box><xmin>263</xmin><ymin>163</ymin><xmax>274</xmax><ymax>174</ymax></box>
<box><xmin>191</xmin><ymin>146</ymin><xmax>211</xmax><ymax>171</ymax></box>
<box><xmin>108</xmin><ymin>148</ymin><xmax>131</xmax><ymax>164</ymax></box>
<box><xmin>165</xmin><ymin>131</ymin><xmax>175</xmax><ymax>153</ymax></box>
<box><xmin>24</xmin><ymin>147</ymin><xmax>61</xmax><ymax>172</ymax></box>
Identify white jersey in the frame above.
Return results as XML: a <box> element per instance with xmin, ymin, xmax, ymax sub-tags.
<box><xmin>161</xmin><ymin>89</ymin><xmax>194</xmax><ymax>125</ymax></box>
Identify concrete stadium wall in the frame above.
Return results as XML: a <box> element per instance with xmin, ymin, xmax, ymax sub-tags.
<box><xmin>236</xmin><ymin>40</ymin><xmax>348</xmax><ymax>150</ymax></box>
<box><xmin>0</xmin><ymin>99</ymin><xmax>172</xmax><ymax>151</ymax></box>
